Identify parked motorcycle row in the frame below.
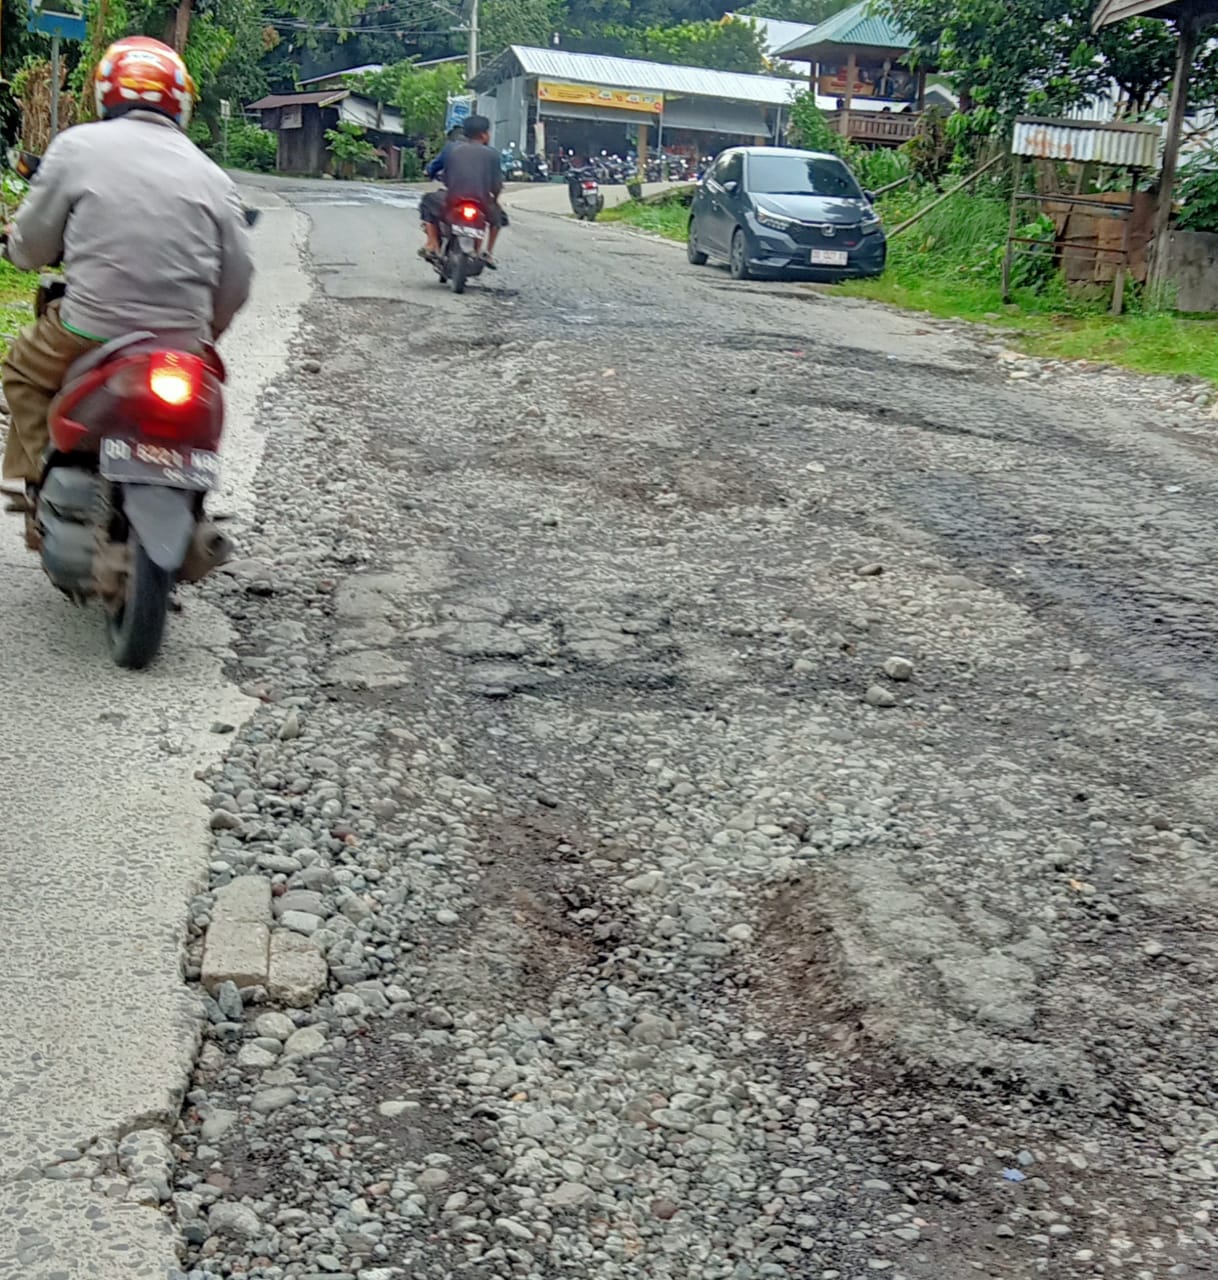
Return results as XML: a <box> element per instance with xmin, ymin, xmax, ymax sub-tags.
<box><xmin>499</xmin><ymin>146</ymin><xmax>549</xmax><ymax>183</ymax></box>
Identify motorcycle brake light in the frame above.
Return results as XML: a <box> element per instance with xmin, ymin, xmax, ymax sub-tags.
<box><xmin>582</xmin><ymin>182</ymin><xmax>597</xmax><ymax>189</ymax></box>
<box><xmin>458</xmin><ymin>203</ymin><xmax>480</xmax><ymax>221</ymax></box>
<box><xmin>148</xmin><ymin>352</ymin><xmax>202</xmax><ymax>407</ymax></box>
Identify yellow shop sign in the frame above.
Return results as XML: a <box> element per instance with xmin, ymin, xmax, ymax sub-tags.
<box><xmin>538</xmin><ymin>80</ymin><xmax>663</xmax><ymax>114</ymax></box>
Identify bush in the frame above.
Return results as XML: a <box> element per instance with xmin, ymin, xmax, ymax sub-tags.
<box><xmin>1004</xmin><ymin>212</ymin><xmax>1057</xmax><ymax>290</ymax></box>
<box><xmin>786</xmin><ymin>92</ymin><xmax>845</xmax><ymax>156</ymax></box>
<box><xmin>907</xmin><ymin>106</ymin><xmax>952</xmax><ymax>187</ymax></box>
<box><xmin>225</xmin><ymin>120</ymin><xmax>277</xmax><ymax>173</ymax></box>
<box><xmin>1177</xmin><ymin>158</ymin><xmax>1218</xmax><ymax>233</ymax></box>
<box><xmin>325</xmin><ymin>121</ymin><xmax>382</xmax><ymax>179</ymax></box>
<box><xmin>851</xmin><ymin>146</ymin><xmax>911</xmax><ymax>191</ymax></box>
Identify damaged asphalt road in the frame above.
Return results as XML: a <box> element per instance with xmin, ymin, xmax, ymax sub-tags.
<box><xmin>41</xmin><ymin>177</ymin><xmax>1218</xmax><ymax>1279</ymax></box>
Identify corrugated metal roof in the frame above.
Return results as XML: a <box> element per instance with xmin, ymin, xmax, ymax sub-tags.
<box><xmin>476</xmin><ymin>45</ymin><xmax>806</xmax><ymax>107</ymax></box>
<box><xmin>247</xmin><ymin>91</ymin><xmax>348</xmax><ymax>110</ymax></box>
<box><xmin>775</xmin><ymin>0</ymin><xmax>916</xmax><ymax>56</ymax></box>
<box><xmin>1012</xmin><ymin>116</ymin><xmax>1160</xmax><ymax>167</ymax></box>
<box><xmin>299</xmin><ymin>64</ymin><xmax>384</xmax><ymax>86</ymax></box>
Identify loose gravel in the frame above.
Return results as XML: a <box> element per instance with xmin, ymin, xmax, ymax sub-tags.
<box><xmin>132</xmin><ymin>213</ymin><xmax>1218</xmax><ymax>1280</ymax></box>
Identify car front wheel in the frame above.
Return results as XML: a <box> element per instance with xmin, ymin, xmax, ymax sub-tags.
<box><xmin>729</xmin><ymin>228</ymin><xmax>751</xmax><ymax>281</ymax></box>
<box><xmin>687</xmin><ymin>219</ymin><xmax>708</xmax><ymax>266</ymax></box>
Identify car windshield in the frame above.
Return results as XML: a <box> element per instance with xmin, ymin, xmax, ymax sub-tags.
<box><xmin>748</xmin><ymin>154</ymin><xmax>862</xmax><ymax>199</ymax></box>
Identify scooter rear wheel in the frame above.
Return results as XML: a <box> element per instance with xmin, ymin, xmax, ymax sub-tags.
<box><xmin>108</xmin><ymin>538</ymin><xmax>172</xmax><ymax>670</ymax></box>
<box><xmin>449</xmin><ymin>250</ymin><xmax>468</xmax><ymax>294</ymax></box>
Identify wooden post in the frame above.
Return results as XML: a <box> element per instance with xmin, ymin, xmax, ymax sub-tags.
<box><xmin>916</xmin><ymin>68</ymin><xmax>926</xmax><ymax>112</ymax></box>
<box><xmin>638</xmin><ymin>121</ymin><xmax>649</xmax><ymax>165</ymax></box>
<box><xmin>1002</xmin><ymin>155</ymin><xmax>1022</xmax><ymax>302</ymax></box>
<box><xmin>1149</xmin><ymin>18</ymin><xmax>1200</xmax><ymax>296</ymax></box>
<box><xmin>842</xmin><ymin>51</ymin><xmax>856</xmax><ymax>137</ymax></box>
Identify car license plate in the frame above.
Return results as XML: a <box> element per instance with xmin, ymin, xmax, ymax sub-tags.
<box><xmin>811</xmin><ymin>249</ymin><xmax>849</xmax><ymax>266</ymax></box>
<box><xmin>99</xmin><ymin>438</ymin><xmax>219</xmax><ymax>491</ymax></box>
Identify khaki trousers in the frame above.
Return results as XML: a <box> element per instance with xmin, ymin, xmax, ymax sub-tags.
<box><xmin>2</xmin><ymin>303</ymin><xmax>100</xmax><ymax>483</ymax></box>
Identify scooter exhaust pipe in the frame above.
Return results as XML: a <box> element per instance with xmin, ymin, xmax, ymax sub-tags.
<box><xmin>179</xmin><ymin>521</ymin><xmax>234</xmax><ymax>583</ymax></box>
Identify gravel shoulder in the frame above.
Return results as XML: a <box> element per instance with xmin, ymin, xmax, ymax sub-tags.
<box><xmin>105</xmin><ymin>181</ymin><xmax>1218</xmax><ymax>1280</ymax></box>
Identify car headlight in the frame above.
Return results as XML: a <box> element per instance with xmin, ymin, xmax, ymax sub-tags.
<box><xmin>861</xmin><ymin>212</ymin><xmax>883</xmax><ymax>233</ymax></box>
<box><xmin>755</xmin><ymin>206</ymin><xmax>794</xmax><ymax>231</ymax></box>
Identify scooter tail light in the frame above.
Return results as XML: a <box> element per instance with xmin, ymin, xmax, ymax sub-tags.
<box><xmin>458</xmin><ymin>203</ymin><xmax>480</xmax><ymax>222</ymax></box>
<box><xmin>148</xmin><ymin>352</ymin><xmax>203</xmax><ymax>407</ymax></box>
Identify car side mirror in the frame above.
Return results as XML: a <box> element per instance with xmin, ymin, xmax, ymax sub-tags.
<box><xmin>865</xmin><ymin>190</ymin><xmax>877</xmax><ymax>204</ymax></box>
<box><xmin>723</xmin><ymin>180</ymin><xmax>739</xmax><ymax>196</ymax></box>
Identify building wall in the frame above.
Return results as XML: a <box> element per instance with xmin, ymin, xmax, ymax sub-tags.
<box><xmin>479</xmin><ymin>77</ymin><xmax>528</xmax><ymax>151</ymax></box>
<box><xmin>1165</xmin><ymin>229</ymin><xmax>1218</xmax><ymax>313</ymax></box>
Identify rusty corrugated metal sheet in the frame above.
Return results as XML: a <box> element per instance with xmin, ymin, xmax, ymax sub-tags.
<box><xmin>1012</xmin><ymin>117</ymin><xmax>1159</xmax><ymax>168</ymax></box>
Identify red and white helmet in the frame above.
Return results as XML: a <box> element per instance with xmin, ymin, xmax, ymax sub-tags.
<box><xmin>94</xmin><ymin>37</ymin><xmax>195</xmax><ymax>129</ymax></box>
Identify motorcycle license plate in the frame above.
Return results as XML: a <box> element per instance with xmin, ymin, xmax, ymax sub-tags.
<box><xmin>99</xmin><ymin>438</ymin><xmax>220</xmax><ymax>491</ymax></box>
<box><xmin>810</xmin><ymin>249</ymin><xmax>849</xmax><ymax>266</ymax></box>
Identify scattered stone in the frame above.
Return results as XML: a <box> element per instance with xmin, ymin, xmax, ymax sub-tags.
<box><xmin>865</xmin><ymin>683</ymin><xmax>897</xmax><ymax>708</ymax></box>
<box><xmin>251</xmin><ymin>1086</ymin><xmax>297</xmax><ymax>1115</ymax></box>
<box><xmin>283</xmin><ymin>1025</ymin><xmax>327</xmax><ymax>1057</ymax></box>
<box><xmin>208</xmin><ymin>1202</ymin><xmax>264</xmax><ymax>1242</ymax></box>
<box><xmin>882</xmin><ymin>655</ymin><xmax>915</xmax><ymax>681</ymax></box>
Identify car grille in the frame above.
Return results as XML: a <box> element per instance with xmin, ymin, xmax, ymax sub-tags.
<box><xmin>785</xmin><ymin>221</ymin><xmax>863</xmax><ymax>249</ymax></box>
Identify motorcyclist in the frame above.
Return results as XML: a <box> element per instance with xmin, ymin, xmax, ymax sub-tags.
<box><xmin>1</xmin><ymin>35</ymin><xmax>253</xmax><ymax>503</ymax></box>
<box><xmin>424</xmin><ymin>125</ymin><xmax>462</xmax><ymax>182</ymax></box>
<box><xmin>419</xmin><ymin>114</ymin><xmax>507</xmax><ymax>269</ymax></box>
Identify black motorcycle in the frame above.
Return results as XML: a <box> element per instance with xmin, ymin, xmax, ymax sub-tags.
<box><xmin>432</xmin><ymin>196</ymin><xmax>491</xmax><ymax>294</ymax></box>
<box><xmin>567</xmin><ymin>168</ymin><xmax>604</xmax><ymax>221</ymax></box>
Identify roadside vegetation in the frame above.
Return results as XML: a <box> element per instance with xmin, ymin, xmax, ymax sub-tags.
<box><xmin>0</xmin><ymin>175</ymin><xmax>35</xmax><ymax>358</ymax></box>
<box><xmin>0</xmin><ymin>260</ymin><xmax>34</xmax><ymax>357</ymax></box>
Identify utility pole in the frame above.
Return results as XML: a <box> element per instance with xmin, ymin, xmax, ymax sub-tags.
<box><xmin>50</xmin><ymin>35</ymin><xmax>60</xmax><ymax>138</ymax></box>
<box><xmin>1149</xmin><ymin>17</ymin><xmax>1200</xmax><ymax>296</ymax></box>
<box><xmin>466</xmin><ymin>0</ymin><xmax>478</xmax><ymax>81</ymax></box>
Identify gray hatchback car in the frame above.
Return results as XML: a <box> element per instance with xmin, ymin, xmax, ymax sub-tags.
<box><xmin>687</xmin><ymin>146</ymin><xmax>887</xmax><ymax>281</ymax></box>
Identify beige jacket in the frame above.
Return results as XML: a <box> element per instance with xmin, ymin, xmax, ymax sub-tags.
<box><xmin>9</xmin><ymin>111</ymin><xmax>254</xmax><ymax>341</ymax></box>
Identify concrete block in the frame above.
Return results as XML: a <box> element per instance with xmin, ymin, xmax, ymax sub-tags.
<box><xmin>202</xmin><ymin>919</ymin><xmax>270</xmax><ymax>992</ymax></box>
<box><xmin>267</xmin><ymin>929</ymin><xmax>328</xmax><ymax>1007</ymax></box>
<box><xmin>213</xmin><ymin>874</ymin><xmax>271</xmax><ymax>924</ymax></box>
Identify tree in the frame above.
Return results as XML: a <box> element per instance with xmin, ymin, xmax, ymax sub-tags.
<box><xmin>587</xmin><ymin>17</ymin><xmax>767</xmax><ymax>72</ymax></box>
<box><xmin>482</xmin><ymin>0</ymin><xmax>565</xmax><ymax>49</ymax></box>
<box><xmin>736</xmin><ymin>0</ymin><xmax>853</xmax><ymax>23</ymax></box>
<box><xmin>887</xmin><ymin>0</ymin><xmax>1218</xmax><ymax>124</ymax></box>
<box><xmin>349</xmin><ymin>59</ymin><xmax>466</xmax><ymax>145</ymax></box>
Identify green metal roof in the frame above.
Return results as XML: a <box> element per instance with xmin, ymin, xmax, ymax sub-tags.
<box><xmin>775</xmin><ymin>2</ymin><xmax>916</xmax><ymax>56</ymax></box>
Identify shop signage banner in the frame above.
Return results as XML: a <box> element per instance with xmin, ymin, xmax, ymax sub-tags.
<box><xmin>817</xmin><ymin>62</ymin><xmax>916</xmax><ymax>103</ymax></box>
<box><xmin>538</xmin><ymin>80</ymin><xmax>662</xmax><ymax>115</ymax></box>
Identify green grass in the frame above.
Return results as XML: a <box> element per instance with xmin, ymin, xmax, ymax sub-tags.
<box><xmin>605</xmin><ymin>187</ymin><xmax>1218</xmax><ymax>385</ymax></box>
<box><xmin>0</xmin><ymin>259</ymin><xmax>36</xmax><ymax>356</ymax></box>
<box><xmin>601</xmin><ymin>193</ymin><xmax>691</xmax><ymax>241</ymax></box>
